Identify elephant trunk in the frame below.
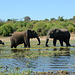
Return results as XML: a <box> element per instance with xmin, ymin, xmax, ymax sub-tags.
<box><xmin>46</xmin><ymin>39</ymin><xmax>49</xmax><ymax>47</ymax></box>
<box><xmin>45</xmin><ymin>36</ymin><xmax>49</xmax><ymax>47</ymax></box>
<box><xmin>2</xmin><ymin>42</ymin><xmax>4</xmax><ymax>45</ymax></box>
<box><xmin>37</xmin><ymin>37</ymin><xmax>40</xmax><ymax>45</ymax></box>
<box><xmin>0</xmin><ymin>40</ymin><xmax>4</xmax><ymax>45</ymax></box>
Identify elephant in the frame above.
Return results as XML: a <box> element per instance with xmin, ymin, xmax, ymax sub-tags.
<box><xmin>0</xmin><ymin>40</ymin><xmax>4</xmax><ymax>45</ymax></box>
<box><xmin>10</xmin><ymin>30</ymin><xmax>40</xmax><ymax>48</ymax></box>
<box><xmin>45</xmin><ymin>28</ymin><xmax>71</xmax><ymax>47</ymax></box>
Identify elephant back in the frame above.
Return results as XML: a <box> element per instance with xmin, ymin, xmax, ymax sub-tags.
<box><xmin>60</xmin><ymin>29</ymin><xmax>70</xmax><ymax>38</ymax></box>
<box><xmin>60</xmin><ymin>29</ymin><xmax>69</xmax><ymax>32</ymax></box>
<box><xmin>11</xmin><ymin>32</ymin><xmax>25</xmax><ymax>39</ymax></box>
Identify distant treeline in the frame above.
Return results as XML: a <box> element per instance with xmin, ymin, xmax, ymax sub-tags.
<box><xmin>0</xmin><ymin>16</ymin><xmax>75</xmax><ymax>36</ymax></box>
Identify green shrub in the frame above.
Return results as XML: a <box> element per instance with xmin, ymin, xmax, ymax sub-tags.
<box><xmin>26</xmin><ymin>22</ymin><xmax>33</xmax><ymax>29</ymax></box>
<box><xmin>0</xmin><ymin>18</ymin><xmax>75</xmax><ymax>36</ymax></box>
<box><xmin>68</xmin><ymin>26</ymin><xmax>74</xmax><ymax>32</ymax></box>
<box><xmin>33</xmin><ymin>22</ymin><xmax>47</xmax><ymax>36</ymax></box>
<box><xmin>0</xmin><ymin>22</ymin><xmax>3</xmax><ymax>26</ymax></box>
<box><xmin>12</xmin><ymin>21</ymin><xmax>27</xmax><ymax>32</ymax></box>
<box><xmin>0</xmin><ymin>24</ymin><xmax>13</xmax><ymax>36</ymax></box>
<box><xmin>17</xmin><ymin>29</ymin><xmax>23</xmax><ymax>32</ymax></box>
<box><xmin>67</xmin><ymin>23</ymin><xmax>75</xmax><ymax>32</ymax></box>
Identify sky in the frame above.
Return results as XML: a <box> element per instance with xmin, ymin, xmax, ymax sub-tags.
<box><xmin>0</xmin><ymin>0</ymin><xmax>75</xmax><ymax>21</ymax></box>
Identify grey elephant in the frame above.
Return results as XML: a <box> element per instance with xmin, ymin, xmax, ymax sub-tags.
<box><xmin>10</xmin><ymin>30</ymin><xmax>40</xmax><ymax>48</ymax></box>
<box><xmin>0</xmin><ymin>40</ymin><xmax>4</xmax><ymax>45</ymax></box>
<box><xmin>46</xmin><ymin>29</ymin><xmax>71</xmax><ymax>46</ymax></box>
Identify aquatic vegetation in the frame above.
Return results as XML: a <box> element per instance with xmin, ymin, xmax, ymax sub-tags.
<box><xmin>0</xmin><ymin>40</ymin><xmax>75</xmax><ymax>74</ymax></box>
<box><xmin>0</xmin><ymin>70</ymin><xmax>70</xmax><ymax>75</ymax></box>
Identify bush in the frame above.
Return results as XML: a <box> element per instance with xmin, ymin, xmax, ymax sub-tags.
<box><xmin>26</xmin><ymin>22</ymin><xmax>33</xmax><ymax>29</ymax></box>
<box><xmin>12</xmin><ymin>21</ymin><xmax>27</xmax><ymax>32</ymax></box>
<box><xmin>0</xmin><ymin>24</ymin><xmax>13</xmax><ymax>36</ymax></box>
<box><xmin>33</xmin><ymin>22</ymin><xmax>47</xmax><ymax>36</ymax></box>
<box><xmin>0</xmin><ymin>18</ymin><xmax>75</xmax><ymax>36</ymax></box>
<box><xmin>67</xmin><ymin>23</ymin><xmax>75</xmax><ymax>32</ymax></box>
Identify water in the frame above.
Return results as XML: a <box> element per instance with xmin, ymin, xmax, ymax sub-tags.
<box><xmin>0</xmin><ymin>40</ymin><xmax>75</xmax><ymax>74</ymax></box>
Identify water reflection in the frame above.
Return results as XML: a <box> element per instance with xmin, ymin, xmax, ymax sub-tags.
<box><xmin>11</xmin><ymin>49</ymin><xmax>42</xmax><ymax>59</ymax></box>
<box><xmin>11</xmin><ymin>49</ymin><xmax>30</xmax><ymax>58</ymax></box>
<box><xmin>51</xmin><ymin>48</ymin><xmax>70</xmax><ymax>68</ymax></box>
<box><xmin>53</xmin><ymin>48</ymin><xmax>70</xmax><ymax>56</ymax></box>
<box><xmin>11</xmin><ymin>49</ymin><xmax>30</xmax><ymax>66</ymax></box>
<box><xmin>10</xmin><ymin>48</ymin><xmax>71</xmax><ymax>72</ymax></box>
<box><xmin>0</xmin><ymin>47</ymin><xmax>75</xmax><ymax>73</ymax></box>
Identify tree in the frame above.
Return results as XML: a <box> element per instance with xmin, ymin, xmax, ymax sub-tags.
<box><xmin>12</xmin><ymin>19</ymin><xmax>18</xmax><ymax>23</ymax></box>
<box><xmin>0</xmin><ymin>24</ymin><xmax>13</xmax><ymax>36</ymax></box>
<box><xmin>33</xmin><ymin>22</ymin><xmax>47</xmax><ymax>36</ymax></box>
<box><xmin>44</xmin><ymin>18</ymin><xmax>49</xmax><ymax>21</ymax></box>
<box><xmin>50</xmin><ymin>18</ymin><xmax>56</xmax><ymax>21</ymax></box>
<box><xmin>58</xmin><ymin>16</ymin><xmax>64</xmax><ymax>21</ymax></box>
<box><xmin>7</xmin><ymin>19</ymin><xmax>12</xmax><ymax>21</ymax></box>
<box><xmin>73</xmin><ymin>16</ymin><xmax>75</xmax><ymax>20</ymax></box>
<box><xmin>26</xmin><ymin>22</ymin><xmax>33</xmax><ymax>29</ymax></box>
<box><xmin>24</xmin><ymin>16</ymin><xmax>31</xmax><ymax>22</ymax></box>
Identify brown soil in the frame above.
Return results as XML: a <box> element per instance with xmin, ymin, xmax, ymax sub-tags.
<box><xmin>0</xmin><ymin>33</ymin><xmax>75</xmax><ymax>42</ymax></box>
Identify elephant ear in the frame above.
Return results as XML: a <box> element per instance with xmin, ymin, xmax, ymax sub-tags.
<box><xmin>55</xmin><ymin>29</ymin><xmax>60</xmax><ymax>33</ymax></box>
<box><xmin>27</xmin><ymin>30</ymin><xmax>32</xmax><ymax>38</ymax></box>
<box><xmin>24</xmin><ymin>30</ymin><xmax>28</xmax><ymax>39</ymax></box>
<box><xmin>27</xmin><ymin>30</ymin><xmax>38</xmax><ymax>38</ymax></box>
<box><xmin>54</xmin><ymin>29</ymin><xmax>61</xmax><ymax>38</ymax></box>
<box><xmin>54</xmin><ymin>29</ymin><xmax>61</xmax><ymax>33</ymax></box>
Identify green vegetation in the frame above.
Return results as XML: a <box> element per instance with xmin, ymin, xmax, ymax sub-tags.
<box><xmin>0</xmin><ymin>40</ymin><xmax>75</xmax><ymax>59</ymax></box>
<box><xmin>0</xmin><ymin>16</ymin><xmax>75</xmax><ymax>36</ymax></box>
<box><xmin>0</xmin><ymin>40</ymin><xmax>75</xmax><ymax>74</ymax></box>
<box><xmin>0</xmin><ymin>70</ymin><xmax>69</xmax><ymax>75</ymax></box>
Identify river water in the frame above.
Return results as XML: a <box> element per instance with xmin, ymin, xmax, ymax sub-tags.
<box><xmin>0</xmin><ymin>41</ymin><xmax>75</xmax><ymax>74</ymax></box>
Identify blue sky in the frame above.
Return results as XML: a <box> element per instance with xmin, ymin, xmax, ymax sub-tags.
<box><xmin>0</xmin><ymin>0</ymin><xmax>75</xmax><ymax>21</ymax></box>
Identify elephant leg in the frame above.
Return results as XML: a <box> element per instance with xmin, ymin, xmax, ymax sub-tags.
<box><xmin>11</xmin><ymin>43</ymin><xmax>13</xmax><ymax>48</ymax></box>
<box><xmin>10</xmin><ymin>39</ymin><xmax>15</xmax><ymax>48</ymax></box>
<box><xmin>28</xmin><ymin>39</ymin><xmax>30</xmax><ymax>47</ymax></box>
<box><xmin>46</xmin><ymin>39</ymin><xmax>49</xmax><ymax>47</ymax></box>
<box><xmin>53</xmin><ymin>39</ymin><xmax>57</xmax><ymax>46</ymax></box>
<box><xmin>25</xmin><ymin>39</ymin><xmax>30</xmax><ymax>47</ymax></box>
<box><xmin>14</xmin><ymin>45</ymin><xmax>17</xmax><ymax>48</ymax></box>
<box><xmin>64</xmin><ymin>39</ymin><xmax>71</xmax><ymax>46</ymax></box>
<box><xmin>68</xmin><ymin>43</ymin><xmax>71</xmax><ymax>46</ymax></box>
<box><xmin>24</xmin><ymin>42</ymin><xmax>27</xmax><ymax>48</ymax></box>
<box><xmin>59</xmin><ymin>40</ymin><xmax>63</xmax><ymax>46</ymax></box>
<box><xmin>11</xmin><ymin>42</ymin><xmax>17</xmax><ymax>48</ymax></box>
<box><xmin>11</xmin><ymin>41</ymin><xmax>13</xmax><ymax>48</ymax></box>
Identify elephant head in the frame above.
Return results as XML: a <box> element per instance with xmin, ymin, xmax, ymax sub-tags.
<box><xmin>49</xmin><ymin>29</ymin><xmax>61</xmax><ymax>38</ymax></box>
<box><xmin>0</xmin><ymin>40</ymin><xmax>4</xmax><ymax>45</ymax></box>
<box><xmin>46</xmin><ymin>29</ymin><xmax>59</xmax><ymax>46</ymax></box>
<box><xmin>46</xmin><ymin>29</ymin><xmax>62</xmax><ymax>46</ymax></box>
<box><xmin>27</xmin><ymin>30</ymin><xmax>40</xmax><ymax>45</ymax></box>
